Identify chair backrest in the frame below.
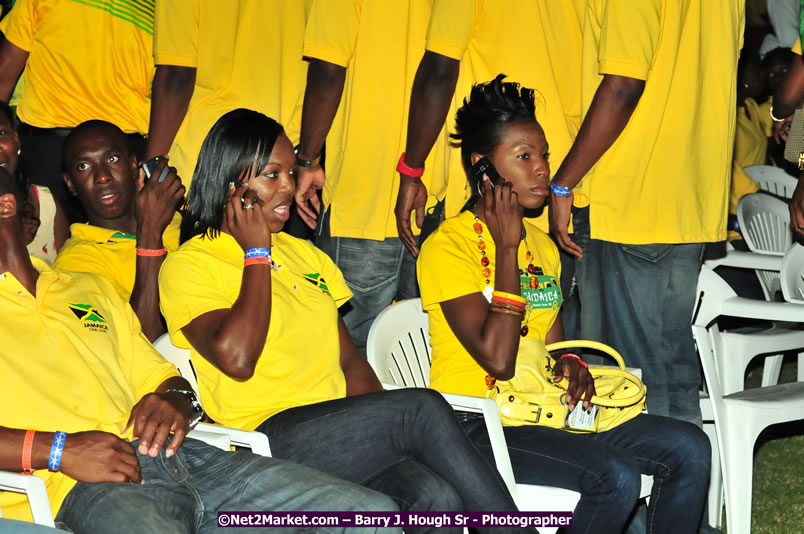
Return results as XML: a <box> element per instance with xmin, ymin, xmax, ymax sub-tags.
<box><xmin>153</xmin><ymin>333</ymin><xmax>201</xmax><ymax>396</ymax></box>
<box><xmin>781</xmin><ymin>242</ymin><xmax>804</xmax><ymax>304</ymax></box>
<box><xmin>737</xmin><ymin>192</ymin><xmax>792</xmax><ymax>299</ymax></box>
<box><xmin>744</xmin><ymin>165</ymin><xmax>798</xmax><ymax>199</ymax></box>
<box><xmin>366</xmin><ymin>298</ymin><xmax>432</xmax><ymax>388</ymax></box>
<box><xmin>692</xmin><ymin>266</ymin><xmax>732</xmax><ymax>405</ymax></box>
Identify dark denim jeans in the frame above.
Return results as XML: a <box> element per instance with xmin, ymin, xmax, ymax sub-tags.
<box><xmin>464</xmin><ymin>413</ymin><xmax>711</xmax><ymax>534</ymax></box>
<box><xmin>316</xmin><ymin>210</ymin><xmax>419</xmax><ymax>355</ymax></box>
<box><xmin>572</xmin><ymin>207</ymin><xmax>705</xmax><ymax>425</ymax></box>
<box><xmin>55</xmin><ymin>437</ymin><xmax>399</xmax><ymax>534</ymax></box>
<box><xmin>257</xmin><ymin>389</ymin><xmax>532</xmax><ymax>534</ymax></box>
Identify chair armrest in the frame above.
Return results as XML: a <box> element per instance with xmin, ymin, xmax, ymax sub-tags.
<box><xmin>438</xmin><ymin>392</ymin><xmax>519</xmax><ymax>499</ymax></box>
<box><xmin>191</xmin><ymin>423</ymin><xmax>272</xmax><ymax>457</ymax></box>
<box><xmin>704</xmin><ymin>250</ymin><xmax>783</xmax><ymax>271</ymax></box>
<box><xmin>0</xmin><ymin>471</ymin><xmax>55</xmax><ymax>527</ymax></box>
<box><xmin>721</xmin><ymin>296</ymin><xmax>804</xmax><ymax>322</ymax></box>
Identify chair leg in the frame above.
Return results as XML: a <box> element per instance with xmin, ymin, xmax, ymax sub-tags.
<box><xmin>721</xmin><ymin>432</ymin><xmax>755</xmax><ymax>534</ymax></box>
<box><xmin>702</xmin><ymin>422</ymin><xmax>722</xmax><ymax>528</ymax></box>
<box><xmin>760</xmin><ymin>354</ymin><xmax>784</xmax><ymax>387</ymax></box>
<box><xmin>798</xmin><ymin>352</ymin><xmax>804</xmax><ymax>382</ymax></box>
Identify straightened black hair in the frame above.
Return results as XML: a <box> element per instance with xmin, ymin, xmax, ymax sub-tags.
<box><xmin>180</xmin><ymin>108</ymin><xmax>284</xmax><ymax>243</ymax></box>
<box><xmin>0</xmin><ymin>101</ymin><xmax>29</xmax><ymax>193</ymax></box>
<box><xmin>450</xmin><ymin>74</ymin><xmax>538</xmax><ymax>211</ymax></box>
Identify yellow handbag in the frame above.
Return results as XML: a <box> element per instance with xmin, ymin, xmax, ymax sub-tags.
<box><xmin>485</xmin><ymin>339</ymin><xmax>647</xmax><ymax>433</ymax></box>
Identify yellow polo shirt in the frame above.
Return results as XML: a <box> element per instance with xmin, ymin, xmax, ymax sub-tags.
<box><xmin>0</xmin><ymin>0</ymin><xmax>154</xmax><ymax>132</ymax></box>
<box><xmin>53</xmin><ymin>213</ymin><xmax>181</xmax><ymax>300</ymax></box>
<box><xmin>303</xmin><ymin>0</ymin><xmax>450</xmax><ymax>240</ymax></box>
<box><xmin>159</xmin><ymin>231</ymin><xmax>349</xmax><ymax>431</ymax></box>
<box><xmin>418</xmin><ymin>211</ymin><xmax>562</xmax><ymax>397</ymax></box>
<box><xmin>425</xmin><ymin>0</ymin><xmax>585</xmax><ymax>229</ymax></box>
<box><xmin>0</xmin><ymin>258</ymin><xmax>177</xmax><ymax>521</ymax></box>
<box><xmin>573</xmin><ymin>0</ymin><xmax>745</xmax><ymax>244</ymax></box>
<box><xmin>153</xmin><ymin>0</ymin><xmax>310</xmax><ymax>184</ymax></box>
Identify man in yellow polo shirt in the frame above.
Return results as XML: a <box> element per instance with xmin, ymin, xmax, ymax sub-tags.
<box><xmin>292</xmin><ymin>0</ymin><xmax>451</xmax><ymax>353</ymax></box>
<box><xmin>54</xmin><ymin>121</ymin><xmax>184</xmax><ymax>342</ymax></box>
<box><xmin>548</xmin><ymin>0</ymin><xmax>745</xmax><ymax>426</ymax></box>
<box><xmin>144</xmin><ymin>0</ymin><xmax>310</xmax><ymax>186</ymax></box>
<box><xmin>0</xmin><ymin>169</ymin><xmax>391</xmax><ymax>530</ymax></box>
<box><xmin>0</xmin><ymin>0</ymin><xmax>156</xmax><ymax>222</ymax></box>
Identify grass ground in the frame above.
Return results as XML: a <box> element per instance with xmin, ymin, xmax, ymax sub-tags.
<box><xmin>721</xmin><ymin>355</ymin><xmax>804</xmax><ymax>533</ymax></box>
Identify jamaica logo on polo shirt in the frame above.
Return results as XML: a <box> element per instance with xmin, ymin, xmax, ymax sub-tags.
<box><xmin>69</xmin><ymin>303</ymin><xmax>109</xmax><ymax>332</ymax></box>
<box><xmin>302</xmin><ymin>273</ymin><xmax>330</xmax><ymax>295</ymax></box>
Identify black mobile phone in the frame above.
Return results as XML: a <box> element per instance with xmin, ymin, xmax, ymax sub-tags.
<box><xmin>229</xmin><ymin>180</ymin><xmax>261</xmax><ymax>207</ymax></box>
<box><xmin>142</xmin><ymin>156</ymin><xmax>170</xmax><ymax>183</ymax></box>
<box><xmin>471</xmin><ymin>156</ymin><xmax>503</xmax><ymax>196</ymax></box>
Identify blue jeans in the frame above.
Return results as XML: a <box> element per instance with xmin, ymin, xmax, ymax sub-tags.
<box><xmin>316</xmin><ymin>210</ymin><xmax>419</xmax><ymax>354</ymax></box>
<box><xmin>55</xmin><ymin>437</ymin><xmax>399</xmax><ymax>534</ymax></box>
<box><xmin>0</xmin><ymin>519</ymin><xmax>63</xmax><ymax>533</ymax></box>
<box><xmin>463</xmin><ymin>413</ymin><xmax>711</xmax><ymax>534</ymax></box>
<box><xmin>256</xmin><ymin>389</ymin><xmax>531</xmax><ymax>534</ymax></box>
<box><xmin>572</xmin><ymin>207</ymin><xmax>705</xmax><ymax>425</ymax></box>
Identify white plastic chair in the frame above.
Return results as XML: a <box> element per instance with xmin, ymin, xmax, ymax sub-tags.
<box><xmin>0</xmin><ymin>473</ymin><xmax>55</xmax><ymax>527</ymax></box>
<box><xmin>744</xmin><ymin>165</ymin><xmax>798</xmax><ymax>199</ymax></box>
<box><xmin>737</xmin><ymin>192</ymin><xmax>792</xmax><ymax>300</ymax></box>
<box><xmin>692</xmin><ymin>266</ymin><xmax>804</xmax><ymax>533</ymax></box>
<box><xmin>366</xmin><ymin>299</ymin><xmax>663</xmax><ymax>527</ymax></box>
<box><xmin>781</xmin><ymin>242</ymin><xmax>804</xmax><ymax>304</ymax></box>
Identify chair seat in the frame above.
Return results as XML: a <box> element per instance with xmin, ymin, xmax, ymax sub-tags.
<box><xmin>723</xmin><ymin>381</ymin><xmax>804</xmax><ymax>405</ymax></box>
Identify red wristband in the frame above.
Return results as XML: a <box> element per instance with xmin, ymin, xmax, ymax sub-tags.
<box><xmin>491</xmin><ymin>295</ymin><xmax>527</xmax><ymax>308</ymax></box>
<box><xmin>136</xmin><ymin>247</ymin><xmax>167</xmax><ymax>257</ymax></box>
<box><xmin>22</xmin><ymin>429</ymin><xmax>35</xmax><ymax>474</ymax></box>
<box><xmin>559</xmin><ymin>353</ymin><xmax>588</xmax><ymax>369</ymax></box>
<box><xmin>244</xmin><ymin>256</ymin><xmax>272</xmax><ymax>267</ymax></box>
<box><xmin>396</xmin><ymin>153</ymin><xmax>424</xmax><ymax>178</ymax></box>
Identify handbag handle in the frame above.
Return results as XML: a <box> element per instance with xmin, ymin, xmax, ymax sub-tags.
<box><xmin>545</xmin><ymin>340</ymin><xmax>647</xmax><ymax>408</ymax></box>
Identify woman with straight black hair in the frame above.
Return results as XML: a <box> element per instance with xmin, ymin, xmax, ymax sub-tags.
<box><xmin>160</xmin><ymin>108</ymin><xmax>529</xmax><ymax>534</ymax></box>
<box><xmin>418</xmin><ymin>75</ymin><xmax>713</xmax><ymax>533</ymax></box>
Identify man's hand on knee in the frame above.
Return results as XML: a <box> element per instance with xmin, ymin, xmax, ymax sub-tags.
<box><xmin>60</xmin><ymin>431</ymin><xmax>142</xmax><ymax>484</ymax></box>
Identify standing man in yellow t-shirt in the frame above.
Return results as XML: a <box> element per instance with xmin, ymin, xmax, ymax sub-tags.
<box><xmin>0</xmin><ymin>0</ymin><xmax>156</xmax><ymax>222</ymax></box>
<box><xmin>548</xmin><ymin>0</ymin><xmax>745</xmax><ymax>425</ymax></box>
<box><xmin>293</xmin><ymin>0</ymin><xmax>449</xmax><ymax>354</ymax></box>
<box><xmin>144</xmin><ymin>0</ymin><xmax>310</xmax><ymax>188</ymax></box>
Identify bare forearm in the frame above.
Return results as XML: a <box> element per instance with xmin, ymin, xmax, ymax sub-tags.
<box><xmin>0</xmin><ymin>37</ymin><xmax>28</xmax><ymax>102</ymax></box>
<box><xmin>0</xmin><ymin>427</ymin><xmax>55</xmax><ymax>472</ymax></box>
<box><xmin>297</xmin><ymin>59</ymin><xmax>346</xmax><ymax>160</ymax></box>
<box><xmin>403</xmin><ymin>51</ymin><xmax>460</xmax><ymax>168</ymax></box>
<box><xmin>146</xmin><ymin>65</ymin><xmax>196</xmax><ymax>160</ymax></box>
<box><xmin>773</xmin><ymin>54</ymin><xmax>804</xmax><ymax>118</ymax></box>
<box><xmin>553</xmin><ymin>74</ymin><xmax>644</xmax><ymax>189</ymax></box>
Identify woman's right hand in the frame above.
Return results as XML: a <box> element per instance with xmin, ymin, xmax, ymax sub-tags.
<box><xmin>225</xmin><ymin>185</ymin><xmax>272</xmax><ymax>250</ymax></box>
<box><xmin>481</xmin><ymin>176</ymin><xmax>522</xmax><ymax>250</ymax></box>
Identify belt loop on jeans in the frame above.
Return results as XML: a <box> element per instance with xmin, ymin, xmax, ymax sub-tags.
<box><xmin>18</xmin><ymin>122</ymin><xmax>74</xmax><ymax>138</ymax></box>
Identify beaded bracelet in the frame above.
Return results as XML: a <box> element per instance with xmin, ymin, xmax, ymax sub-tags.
<box><xmin>396</xmin><ymin>152</ymin><xmax>425</xmax><ymax>178</ymax></box>
<box><xmin>136</xmin><ymin>247</ymin><xmax>167</xmax><ymax>257</ymax></box>
<box><xmin>559</xmin><ymin>353</ymin><xmax>588</xmax><ymax>369</ymax></box>
<box><xmin>491</xmin><ymin>295</ymin><xmax>527</xmax><ymax>309</ymax></box>
<box><xmin>22</xmin><ymin>429</ymin><xmax>35</xmax><ymax>475</ymax></box>
<box><xmin>244</xmin><ymin>247</ymin><xmax>271</xmax><ymax>259</ymax></box>
<box><xmin>48</xmin><ymin>431</ymin><xmax>66</xmax><ymax>472</ymax></box>
<box><xmin>550</xmin><ymin>182</ymin><xmax>572</xmax><ymax>197</ymax></box>
<box><xmin>491</xmin><ymin>291</ymin><xmax>527</xmax><ymax>305</ymax></box>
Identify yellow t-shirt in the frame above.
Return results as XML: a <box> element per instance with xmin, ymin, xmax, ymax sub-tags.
<box><xmin>425</xmin><ymin>0</ymin><xmax>585</xmax><ymax>230</ymax></box>
<box><xmin>159</xmin><ymin>231</ymin><xmax>350</xmax><ymax>430</ymax></box>
<box><xmin>54</xmin><ymin>213</ymin><xmax>182</xmax><ymax>300</ymax></box>
<box><xmin>303</xmin><ymin>0</ymin><xmax>449</xmax><ymax>240</ymax></box>
<box><xmin>0</xmin><ymin>0</ymin><xmax>154</xmax><ymax>132</ymax></box>
<box><xmin>735</xmin><ymin>97</ymin><xmax>770</xmax><ymax>169</ymax></box>
<box><xmin>0</xmin><ymin>258</ymin><xmax>177</xmax><ymax>521</ymax></box>
<box><xmin>418</xmin><ymin>211</ymin><xmax>562</xmax><ymax>397</ymax></box>
<box><xmin>573</xmin><ymin>0</ymin><xmax>745</xmax><ymax>244</ymax></box>
<box><xmin>153</xmin><ymin>0</ymin><xmax>310</xmax><ymax>184</ymax></box>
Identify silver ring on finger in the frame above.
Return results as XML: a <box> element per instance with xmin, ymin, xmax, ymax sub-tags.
<box><xmin>243</xmin><ymin>204</ymin><xmax>254</xmax><ymax>210</ymax></box>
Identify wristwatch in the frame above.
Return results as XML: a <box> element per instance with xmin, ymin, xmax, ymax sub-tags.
<box><xmin>166</xmin><ymin>388</ymin><xmax>205</xmax><ymax>429</ymax></box>
<box><xmin>294</xmin><ymin>145</ymin><xmax>321</xmax><ymax>169</ymax></box>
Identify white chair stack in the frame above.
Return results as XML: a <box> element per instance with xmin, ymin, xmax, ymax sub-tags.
<box><xmin>744</xmin><ymin>165</ymin><xmax>798</xmax><ymax>199</ymax></box>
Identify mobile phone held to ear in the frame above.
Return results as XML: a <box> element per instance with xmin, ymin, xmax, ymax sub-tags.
<box><xmin>471</xmin><ymin>156</ymin><xmax>503</xmax><ymax>196</ymax></box>
<box><xmin>229</xmin><ymin>180</ymin><xmax>261</xmax><ymax>207</ymax></box>
<box><xmin>142</xmin><ymin>156</ymin><xmax>171</xmax><ymax>183</ymax></box>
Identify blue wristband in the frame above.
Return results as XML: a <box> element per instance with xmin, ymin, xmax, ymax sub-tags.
<box><xmin>244</xmin><ymin>247</ymin><xmax>271</xmax><ymax>258</ymax></box>
<box><xmin>550</xmin><ymin>182</ymin><xmax>572</xmax><ymax>197</ymax></box>
<box><xmin>48</xmin><ymin>431</ymin><xmax>66</xmax><ymax>472</ymax></box>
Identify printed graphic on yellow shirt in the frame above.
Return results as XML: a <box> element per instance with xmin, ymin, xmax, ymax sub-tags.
<box><xmin>302</xmin><ymin>273</ymin><xmax>330</xmax><ymax>295</ymax></box>
<box><xmin>519</xmin><ymin>267</ymin><xmax>562</xmax><ymax>311</ymax></box>
<box><xmin>69</xmin><ymin>303</ymin><xmax>109</xmax><ymax>332</ymax></box>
